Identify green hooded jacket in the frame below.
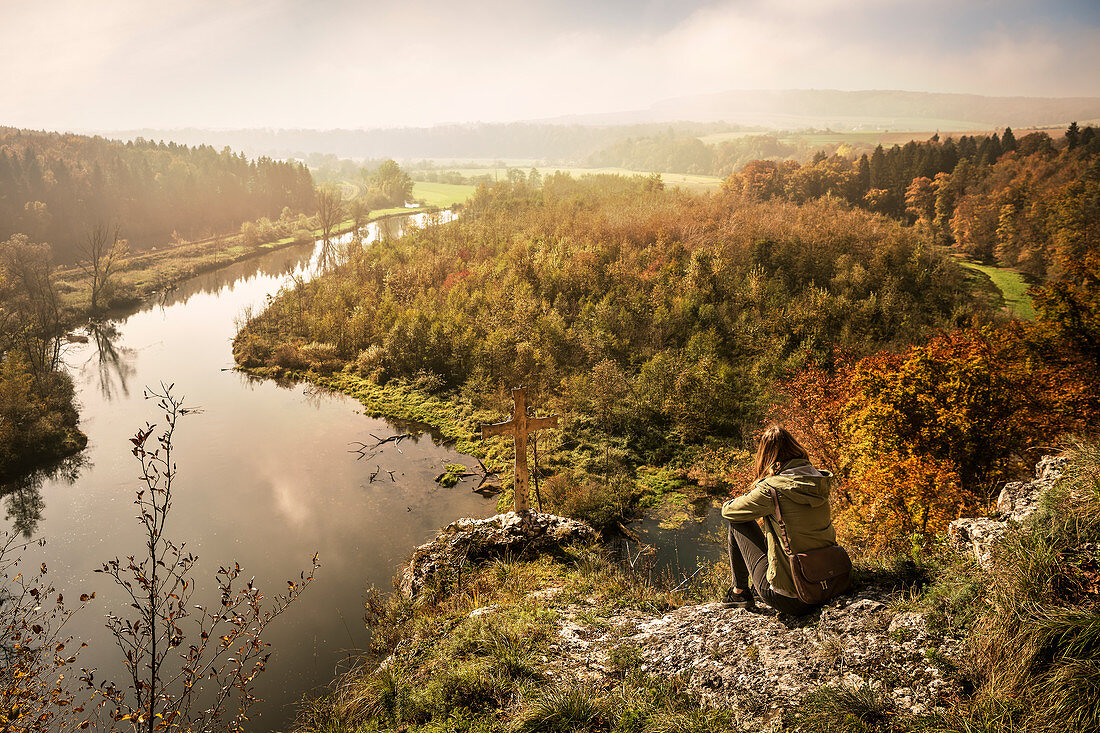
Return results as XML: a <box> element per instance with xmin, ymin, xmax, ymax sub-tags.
<box><xmin>721</xmin><ymin>458</ymin><xmax>836</xmax><ymax>598</ymax></box>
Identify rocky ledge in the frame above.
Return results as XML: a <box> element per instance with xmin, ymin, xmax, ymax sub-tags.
<box><xmin>401</xmin><ymin>509</ymin><xmax>965</xmax><ymax>725</ymax></box>
<box><xmin>544</xmin><ymin>591</ymin><xmax>963</xmax><ymax>725</ymax></box>
<box><xmin>398</xmin><ymin>454</ymin><xmax>1070</xmax><ymax>725</ymax></box>
<box><xmin>948</xmin><ymin>455</ymin><xmax>1067</xmax><ymax>567</ymax></box>
<box><xmin>400</xmin><ymin>511</ymin><xmax>596</xmax><ymax>597</ymax></box>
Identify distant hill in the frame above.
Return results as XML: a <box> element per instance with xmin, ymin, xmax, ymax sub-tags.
<box><xmin>101</xmin><ymin>122</ymin><xmax>745</xmax><ymax>165</ymax></box>
<box><xmin>100</xmin><ymin>90</ymin><xmax>1100</xmax><ymax>162</ymax></box>
<box><xmin>546</xmin><ymin>89</ymin><xmax>1100</xmax><ymax>131</ymax></box>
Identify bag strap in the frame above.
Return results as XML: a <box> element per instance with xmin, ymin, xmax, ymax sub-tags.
<box><xmin>768</xmin><ymin>484</ymin><xmax>796</xmax><ymax>557</ymax></box>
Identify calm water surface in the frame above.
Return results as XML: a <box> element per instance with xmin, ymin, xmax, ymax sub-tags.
<box><xmin>2</xmin><ymin>212</ymin><xmax>496</xmax><ymax>731</ymax></box>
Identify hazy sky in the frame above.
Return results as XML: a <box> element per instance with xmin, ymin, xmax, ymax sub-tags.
<box><xmin>3</xmin><ymin>0</ymin><xmax>1099</xmax><ymax>131</ymax></box>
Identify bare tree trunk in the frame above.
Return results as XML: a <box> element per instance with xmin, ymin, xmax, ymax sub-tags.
<box><xmin>78</xmin><ymin>224</ymin><xmax>127</xmax><ymax>314</ymax></box>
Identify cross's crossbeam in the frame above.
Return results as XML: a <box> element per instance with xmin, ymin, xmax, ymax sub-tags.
<box><xmin>480</xmin><ymin>387</ymin><xmax>558</xmax><ymax>512</ymax></box>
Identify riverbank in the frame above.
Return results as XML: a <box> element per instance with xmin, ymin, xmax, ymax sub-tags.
<box><xmin>4</xmin><ymin>206</ymin><xmax>452</xmax><ymax>489</ymax></box>
<box><xmin>53</xmin><ymin>206</ymin><xmax>448</xmax><ymax>325</ymax></box>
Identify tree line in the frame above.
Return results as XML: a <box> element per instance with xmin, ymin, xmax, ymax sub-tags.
<box><xmin>590</xmin><ymin>125</ymin><xmax>1100</xmax><ymax>277</ymax></box>
<box><xmin>0</xmin><ymin>128</ymin><xmax>315</xmax><ymax>264</ymax></box>
<box><xmin>588</xmin><ymin>129</ymin><xmax>800</xmax><ymax>177</ymax></box>
<box><xmin>721</xmin><ymin>125</ymin><xmax>1100</xmax><ymax>278</ymax></box>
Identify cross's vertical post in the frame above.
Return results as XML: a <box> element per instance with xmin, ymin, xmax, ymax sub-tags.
<box><xmin>480</xmin><ymin>387</ymin><xmax>558</xmax><ymax>513</ymax></box>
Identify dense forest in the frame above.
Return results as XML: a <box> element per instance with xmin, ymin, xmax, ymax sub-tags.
<box><xmin>721</xmin><ymin>125</ymin><xmax>1100</xmax><ymax>280</ymax></box>
<box><xmin>235</xmin><ymin>175</ymin><xmax>974</xmax><ymax>430</ymax></box>
<box><xmin>588</xmin><ymin>130</ymin><xmax>804</xmax><ymax>177</ymax></box>
<box><xmin>0</xmin><ymin>128</ymin><xmax>315</xmax><ymax>263</ymax></box>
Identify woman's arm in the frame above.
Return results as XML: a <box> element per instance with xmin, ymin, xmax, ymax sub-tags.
<box><xmin>721</xmin><ymin>483</ymin><xmax>775</xmax><ymax>522</ymax></box>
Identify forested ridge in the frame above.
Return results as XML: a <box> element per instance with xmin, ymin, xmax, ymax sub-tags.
<box><xmin>0</xmin><ymin>127</ymin><xmax>315</xmax><ymax>264</ymax></box>
<box><xmin>722</xmin><ymin>124</ymin><xmax>1100</xmax><ymax>277</ymax></box>
<box><xmin>594</xmin><ymin>124</ymin><xmax>1100</xmax><ymax>282</ymax></box>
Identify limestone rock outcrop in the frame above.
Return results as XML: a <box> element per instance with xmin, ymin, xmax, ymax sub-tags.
<box><xmin>948</xmin><ymin>455</ymin><xmax>1067</xmax><ymax>567</ymax></box>
<box><xmin>400</xmin><ymin>511</ymin><xmax>596</xmax><ymax>597</ymax></box>
<box><xmin>543</xmin><ymin>589</ymin><xmax>963</xmax><ymax>725</ymax></box>
<box><xmin>395</xmin><ymin>457</ymin><xmax>1074</xmax><ymax>724</ymax></box>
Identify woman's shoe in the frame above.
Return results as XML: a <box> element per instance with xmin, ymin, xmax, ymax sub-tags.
<box><xmin>722</xmin><ymin>587</ymin><xmax>755</xmax><ymax>609</ymax></box>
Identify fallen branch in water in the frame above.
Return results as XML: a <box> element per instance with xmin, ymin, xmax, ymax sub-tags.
<box><xmin>349</xmin><ymin>432</ymin><xmax>411</xmax><ymax>460</ymax></box>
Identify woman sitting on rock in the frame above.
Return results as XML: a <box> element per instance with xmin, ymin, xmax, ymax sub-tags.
<box><xmin>721</xmin><ymin>425</ymin><xmax>837</xmax><ymax>615</ymax></box>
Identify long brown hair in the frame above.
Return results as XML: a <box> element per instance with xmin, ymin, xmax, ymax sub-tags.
<box><xmin>753</xmin><ymin>425</ymin><xmax>810</xmax><ymax>480</ymax></box>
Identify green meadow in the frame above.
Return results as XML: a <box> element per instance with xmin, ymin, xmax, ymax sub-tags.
<box><xmin>412</xmin><ymin>181</ymin><xmax>478</xmax><ymax>207</ymax></box>
<box><xmin>957</xmin><ymin>259</ymin><xmax>1036</xmax><ymax>320</ymax></box>
<box><xmin>415</xmin><ymin>166</ymin><xmax>724</xmax><ymax>193</ymax></box>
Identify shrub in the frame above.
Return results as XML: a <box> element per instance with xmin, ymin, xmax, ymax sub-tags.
<box><xmin>355</xmin><ymin>344</ymin><xmax>386</xmax><ymax>380</ymax></box>
<box><xmin>231</xmin><ymin>333</ymin><xmax>271</xmax><ymax>369</ymax></box>
<box><xmin>543</xmin><ymin>472</ymin><xmax>631</xmax><ymax>530</ymax></box>
<box><xmin>299</xmin><ymin>341</ymin><xmax>343</xmax><ymax>373</ymax></box>
<box><xmin>271</xmin><ymin>342</ymin><xmax>309</xmax><ymax>371</ymax></box>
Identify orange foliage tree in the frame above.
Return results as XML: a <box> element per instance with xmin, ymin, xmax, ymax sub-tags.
<box><xmin>835</xmin><ymin>454</ymin><xmax>968</xmax><ymax>556</ymax></box>
<box><xmin>775</xmin><ymin>325</ymin><xmax>1100</xmax><ymax>555</ymax></box>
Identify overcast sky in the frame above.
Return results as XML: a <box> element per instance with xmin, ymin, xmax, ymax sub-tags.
<box><xmin>3</xmin><ymin>0</ymin><xmax>1099</xmax><ymax>131</ymax></box>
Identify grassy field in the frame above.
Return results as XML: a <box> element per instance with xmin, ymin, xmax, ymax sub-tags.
<box><xmin>412</xmin><ymin>181</ymin><xmax>477</xmax><ymax>207</ymax></box>
<box><xmin>545</xmin><ymin>167</ymin><xmax>723</xmax><ymax>192</ymax></box>
<box><xmin>957</xmin><ymin>259</ymin><xmax>1036</xmax><ymax>320</ymax></box>
<box><xmin>417</xmin><ymin>166</ymin><xmax>724</xmax><ymax>193</ymax></box>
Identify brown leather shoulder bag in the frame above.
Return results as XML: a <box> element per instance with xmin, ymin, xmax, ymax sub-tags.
<box><xmin>768</xmin><ymin>485</ymin><xmax>852</xmax><ymax>605</ymax></box>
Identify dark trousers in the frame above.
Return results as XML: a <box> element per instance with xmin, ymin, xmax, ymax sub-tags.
<box><xmin>727</xmin><ymin>520</ymin><xmax>816</xmax><ymax>616</ymax></box>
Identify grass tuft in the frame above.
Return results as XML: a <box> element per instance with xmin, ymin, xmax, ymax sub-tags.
<box><xmin>511</xmin><ymin>683</ymin><xmax>607</xmax><ymax>732</ymax></box>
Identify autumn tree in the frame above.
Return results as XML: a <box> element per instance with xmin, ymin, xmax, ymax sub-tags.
<box><xmin>372</xmin><ymin>160</ymin><xmax>413</xmax><ymax>207</ymax></box>
<box><xmin>348</xmin><ymin>199</ymin><xmax>370</xmax><ymax>240</ymax></box>
<box><xmin>77</xmin><ymin>224</ymin><xmax>127</xmax><ymax>314</ymax></box>
<box><xmin>314</xmin><ymin>185</ymin><xmax>345</xmax><ymax>270</ymax></box>
<box><xmin>836</xmin><ymin>454</ymin><xmax>969</xmax><ymax>555</ymax></box>
<box><xmin>776</xmin><ymin>321</ymin><xmax>1100</xmax><ymax>553</ymax></box>
<box><xmin>904</xmin><ymin>176</ymin><xmax>935</xmax><ymax>225</ymax></box>
<box><xmin>0</xmin><ymin>234</ymin><xmax>62</xmax><ymax>381</ymax></box>
<box><xmin>1031</xmin><ymin>161</ymin><xmax>1100</xmax><ymax>363</ymax></box>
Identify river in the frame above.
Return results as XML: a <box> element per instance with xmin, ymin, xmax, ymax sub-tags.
<box><xmin>1</xmin><ymin>211</ymin><xmax>497</xmax><ymax>731</ymax></box>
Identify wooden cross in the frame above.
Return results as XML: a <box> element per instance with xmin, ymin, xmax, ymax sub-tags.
<box><xmin>480</xmin><ymin>387</ymin><xmax>558</xmax><ymax>513</ymax></box>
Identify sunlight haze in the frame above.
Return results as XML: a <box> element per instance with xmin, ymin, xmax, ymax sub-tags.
<box><xmin>4</xmin><ymin>0</ymin><xmax>1099</xmax><ymax>130</ymax></box>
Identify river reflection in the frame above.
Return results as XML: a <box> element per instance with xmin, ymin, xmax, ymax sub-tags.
<box><xmin>1</xmin><ymin>210</ymin><xmax>492</xmax><ymax>731</ymax></box>
<box><xmin>82</xmin><ymin>322</ymin><xmax>136</xmax><ymax>402</ymax></box>
<box><xmin>2</xmin><ymin>455</ymin><xmax>86</xmax><ymax>537</ymax></box>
